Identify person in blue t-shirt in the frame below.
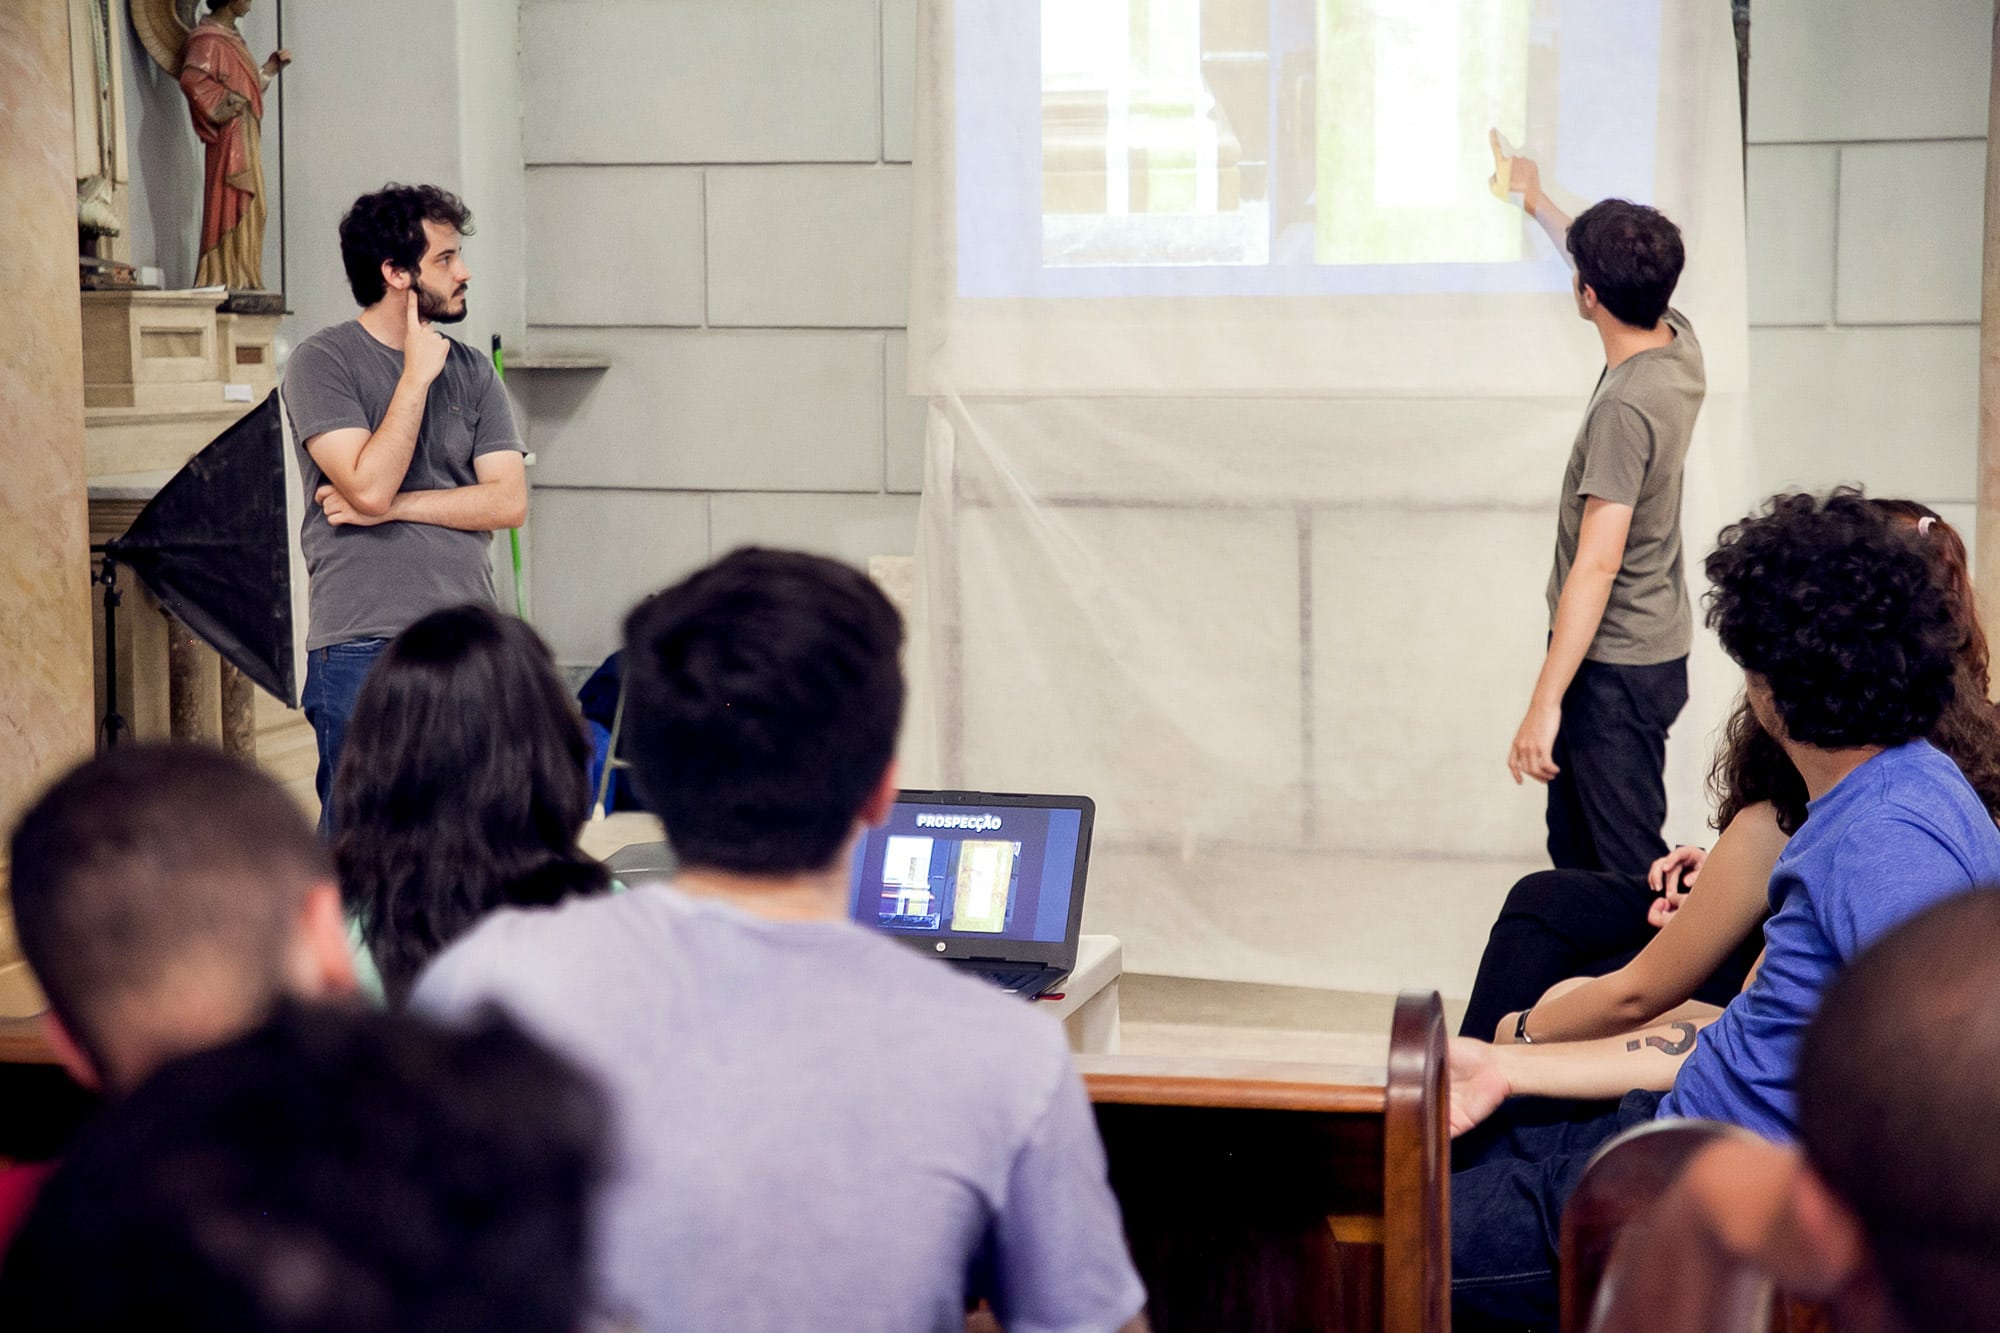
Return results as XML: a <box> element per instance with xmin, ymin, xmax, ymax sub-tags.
<box><xmin>1447</xmin><ymin>489</ymin><xmax>2000</xmax><ymax>1329</ymax></box>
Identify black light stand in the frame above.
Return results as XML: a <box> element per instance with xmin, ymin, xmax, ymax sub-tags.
<box><xmin>90</xmin><ymin>546</ymin><xmax>129</xmax><ymax>747</ymax></box>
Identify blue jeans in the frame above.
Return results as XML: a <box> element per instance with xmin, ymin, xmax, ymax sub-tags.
<box><xmin>1449</xmin><ymin>1090</ymin><xmax>1663</xmax><ymax>1330</ymax></box>
<box><xmin>302</xmin><ymin>637</ymin><xmax>389</xmax><ymax>838</ymax></box>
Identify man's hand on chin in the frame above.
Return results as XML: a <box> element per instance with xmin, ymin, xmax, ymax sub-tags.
<box><xmin>1447</xmin><ymin>1036</ymin><xmax>1513</xmax><ymax>1138</ymax></box>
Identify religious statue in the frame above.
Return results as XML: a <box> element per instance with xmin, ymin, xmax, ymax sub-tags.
<box><xmin>173</xmin><ymin>0</ymin><xmax>290</xmax><ymax>293</ymax></box>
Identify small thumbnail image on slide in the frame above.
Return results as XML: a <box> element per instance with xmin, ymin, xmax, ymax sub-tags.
<box><xmin>879</xmin><ymin>835</ymin><xmax>943</xmax><ymax>930</ymax></box>
<box><xmin>950</xmin><ymin>839</ymin><xmax>1021</xmax><ymax>935</ymax></box>
<box><xmin>877</xmin><ymin>836</ymin><xmax>1026</xmax><ymax>934</ymax></box>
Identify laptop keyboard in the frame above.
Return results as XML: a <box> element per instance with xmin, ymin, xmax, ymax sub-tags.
<box><xmin>969</xmin><ymin>966</ymin><xmax>1055</xmax><ymax>996</ymax></box>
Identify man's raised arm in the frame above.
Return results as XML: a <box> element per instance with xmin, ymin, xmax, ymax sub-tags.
<box><xmin>305</xmin><ymin>290</ymin><xmax>450</xmax><ymax>517</ymax></box>
<box><xmin>1490</xmin><ymin>130</ymin><xmax>1574</xmax><ymax>261</ymax></box>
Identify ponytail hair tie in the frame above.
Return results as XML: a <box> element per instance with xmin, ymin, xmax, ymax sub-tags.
<box><xmin>1918</xmin><ymin>515</ymin><xmax>1938</xmax><ymax>536</ymax></box>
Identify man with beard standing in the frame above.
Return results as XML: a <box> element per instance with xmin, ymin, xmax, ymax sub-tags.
<box><xmin>283</xmin><ymin>185</ymin><xmax>527</xmax><ymax>829</ymax></box>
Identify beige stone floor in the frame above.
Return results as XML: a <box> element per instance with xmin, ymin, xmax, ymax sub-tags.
<box><xmin>1117</xmin><ymin>972</ymin><xmax>1468</xmax><ymax>1069</ymax></box>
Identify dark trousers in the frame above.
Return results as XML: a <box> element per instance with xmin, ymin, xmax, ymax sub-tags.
<box><xmin>1457</xmin><ymin>868</ymin><xmax>1767</xmax><ymax>1041</ymax></box>
<box><xmin>1545</xmin><ymin>656</ymin><xmax>1688</xmax><ymax>875</ymax></box>
<box><xmin>1450</xmin><ymin>1091</ymin><xmax>1664</xmax><ymax>1330</ymax></box>
<box><xmin>301</xmin><ymin>636</ymin><xmax>389</xmax><ymax>838</ymax></box>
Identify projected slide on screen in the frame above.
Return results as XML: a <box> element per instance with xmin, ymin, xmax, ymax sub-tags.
<box><xmin>955</xmin><ymin>0</ymin><xmax>1662</xmax><ymax>298</ymax></box>
<box><xmin>851</xmin><ymin>803</ymin><xmax>1085</xmax><ymax>944</ymax></box>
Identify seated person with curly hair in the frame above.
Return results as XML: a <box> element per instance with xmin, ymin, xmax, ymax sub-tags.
<box><xmin>1591</xmin><ymin>890</ymin><xmax>2000</xmax><ymax>1333</ymax></box>
<box><xmin>1457</xmin><ymin>500</ymin><xmax>2000</xmax><ymax>1048</ymax></box>
<box><xmin>1448</xmin><ymin>489</ymin><xmax>2000</xmax><ymax>1329</ymax></box>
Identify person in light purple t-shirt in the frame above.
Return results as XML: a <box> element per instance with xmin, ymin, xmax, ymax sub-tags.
<box><xmin>413</xmin><ymin>550</ymin><xmax>1146</xmax><ymax>1333</ymax></box>
<box><xmin>1443</xmin><ymin>490</ymin><xmax>2000</xmax><ymax>1328</ymax></box>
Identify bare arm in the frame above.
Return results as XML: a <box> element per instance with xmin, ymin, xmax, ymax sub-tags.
<box><xmin>1499</xmin><ymin>804</ymin><xmax>1788</xmax><ymax>1043</ymax></box>
<box><xmin>1449</xmin><ymin>1009</ymin><xmax>1718</xmax><ymax>1136</ymax></box>
<box><xmin>320</xmin><ymin>450</ymin><xmax>526</xmax><ymax>532</ymax></box>
<box><xmin>1508</xmin><ymin>497</ymin><xmax>1631</xmax><ymax>784</ymax></box>
<box><xmin>304</xmin><ymin>291</ymin><xmax>451</xmax><ymax>517</ymax></box>
<box><xmin>1522</xmin><ymin>175</ymin><xmax>1573</xmax><ymax>258</ymax></box>
<box><xmin>1489</xmin><ymin>132</ymin><xmax>1573</xmax><ymax>259</ymax></box>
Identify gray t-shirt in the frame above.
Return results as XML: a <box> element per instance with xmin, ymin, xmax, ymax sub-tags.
<box><xmin>1545</xmin><ymin>307</ymin><xmax>1705</xmax><ymax>665</ymax></box>
<box><xmin>282</xmin><ymin>320</ymin><xmax>525</xmax><ymax>650</ymax></box>
<box><xmin>411</xmin><ymin>885</ymin><xmax>1146</xmax><ymax>1333</ymax></box>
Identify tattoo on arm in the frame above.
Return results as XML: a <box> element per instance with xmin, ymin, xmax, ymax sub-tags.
<box><xmin>1625</xmin><ymin>1021</ymin><xmax>1698</xmax><ymax>1055</ymax></box>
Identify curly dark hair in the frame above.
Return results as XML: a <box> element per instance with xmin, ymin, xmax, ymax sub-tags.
<box><xmin>338</xmin><ymin>183</ymin><xmax>474</xmax><ymax>307</ymax></box>
<box><xmin>1709</xmin><ymin>498</ymin><xmax>2000</xmax><ymax>832</ymax></box>
<box><xmin>334</xmin><ymin>606</ymin><xmax>608</xmax><ymax>1005</ymax></box>
<box><xmin>0</xmin><ymin>1003</ymin><xmax>607</xmax><ymax>1332</ymax></box>
<box><xmin>1704</xmin><ymin>489</ymin><xmax>1963</xmax><ymax>752</ymax></box>
<box><xmin>1566</xmin><ymin>199</ymin><xmax>1684</xmax><ymax>328</ymax></box>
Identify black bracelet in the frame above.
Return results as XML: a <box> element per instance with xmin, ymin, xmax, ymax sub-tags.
<box><xmin>1515</xmin><ymin>1008</ymin><xmax>1536</xmax><ymax>1045</ymax></box>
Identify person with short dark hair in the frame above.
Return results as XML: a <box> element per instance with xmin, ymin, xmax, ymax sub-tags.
<box><xmin>1445</xmin><ymin>490</ymin><xmax>2000</xmax><ymax>1327</ymax></box>
<box><xmin>413</xmin><ymin>548</ymin><xmax>1147</xmax><ymax>1332</ymax></box>
<box><xmin>0</xmin><ymin>744</ymin><xmax>361</xmax><ymax>1252</ymax></box>
<box><xmin>9</xmin><ymin>744</ymin><xmax>357</xmax><ymax>1096</ymax></box>
<box><xmin>334</xmin><ymin>604</ymin><xmax>610</xmax><ymax>1005</ymax></box>
<box><xmin>1591</xmin><ymin>889</ymin><xmax>2000</xmax><ymax>1333</ymax></box>
<box><xmin>282</xmin><ymin>183</ymin><xmax>527</xmax><ymax>832</ymax></box>
<box><xmin>0</xmin><ymin>1003</ymin><xmax>607</xmax><ymax>1333</ymax></box>
<box><xmin>1492</xmin><ymin>139</ymin><xmax>1702</xmax><ymax>876</ymax></box>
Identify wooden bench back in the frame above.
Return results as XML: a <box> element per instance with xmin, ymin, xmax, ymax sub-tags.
<box><xmin>1561</xmin><ymin>1119</ymin><xmax>1835</xmax><ymax>1333</ymax></box>
<box><xmin>1077</xmin><ymin>990</ymin><xmax>1447</xmax><ymax>1333</ymax></box>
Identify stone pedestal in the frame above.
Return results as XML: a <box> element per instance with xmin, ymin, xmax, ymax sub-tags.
<box><xmin>81</xmin><ymin>291</ymin><xmax>289</xmax><ymax>765</ymax></box>
<box><xmin>81</xmin><ymin>290</ymin><xmax>281</xmax><ymax>473</ymax></box>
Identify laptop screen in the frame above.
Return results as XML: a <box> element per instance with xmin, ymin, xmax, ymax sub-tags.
<box><xmin>846</xmin><ymin>791</ymin><xmax>1093</xmax><ymax>949</ymax></box>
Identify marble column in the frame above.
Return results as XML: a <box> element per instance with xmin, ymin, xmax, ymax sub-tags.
<box><xmin>0</xmin><ymin>4</ymin><xmax>96</xmax><ymax>1001</ymax></box>
<box><xmin>1979</xmin><ymin>8</ymin><xmax>2000</xmax><ymax>669</ymax></box>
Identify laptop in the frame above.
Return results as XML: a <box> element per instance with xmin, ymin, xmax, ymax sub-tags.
<box><xmin>846</xmin><ymin>790</ymin><xmax>1095</xmax><ymax>998</ymax></box>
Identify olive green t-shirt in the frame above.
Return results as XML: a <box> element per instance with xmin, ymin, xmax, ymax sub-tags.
<box><xmin>1546</xmin><ymin>307</ymin><xmax>1705</xmax><ymax>666</ymax></box>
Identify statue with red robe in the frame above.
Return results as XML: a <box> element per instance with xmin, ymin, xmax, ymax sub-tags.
<box><xmin>178</xmin><ymin>0</ymin><xmax>290</xmax><ymax>291</ymax></box>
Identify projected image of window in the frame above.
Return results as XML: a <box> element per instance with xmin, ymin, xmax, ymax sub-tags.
<box><xmin>1042</xmin><ymin>0</ymin><xmax>1266</xmax><ymax>266</ymax></box>
<box><xmin>1317</xmin><ymin>0</ymin><xmax>1536</xmax><ymax>265</ymax></box>
<box><xmin>948</xmin><ymin>840</ymin><xmax>1023</xmax><ymax>934</ymax></box>
<box><xmin>1040</xmin><ymin>0</ymin><xmax>1541</xmax><ymax>269</ymax></box>
<box><xmin>963</xmin><ymin>0</ymin><xmax>1660</xmax><ymax>297</ymax></box>
<box><xmin>878</xmin><ymin>835</ymin><xmax>943</xmax><ymax>930</ymax></box>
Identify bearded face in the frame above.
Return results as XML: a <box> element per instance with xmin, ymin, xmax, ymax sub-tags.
<box><xmin>412</xmin><ymin>267</ymin><xmax>469</xmax><ymax>324</ymax></box>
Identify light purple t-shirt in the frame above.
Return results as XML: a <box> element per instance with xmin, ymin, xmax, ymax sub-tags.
<box><xmin>412</xmin><ymin>884</ymin><xmax>1145</xmax><ymax>1333</ymax></box>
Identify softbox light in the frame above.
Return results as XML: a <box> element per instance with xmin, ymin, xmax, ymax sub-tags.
<box><xmin>104</xmin><ymin>390</ymin><xmax>298</xmax><ymax>706</ymax></box>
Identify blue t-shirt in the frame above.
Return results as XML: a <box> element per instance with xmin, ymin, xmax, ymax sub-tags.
<box><xmin>1661</xmin><ymin>739</ymin><xmax>2000</xmax><ymax>1140</ymax></box>
<box><xmin>412</xmin><ymin>884</ymin><xmax>1145</xmax><ymax>1333</ymax></box>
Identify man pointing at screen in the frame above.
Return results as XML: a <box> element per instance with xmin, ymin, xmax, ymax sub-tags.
<box><xmin>1493</xmin><ymin>134</ymin><xmax>1705</xmax><ymax>874</ymax></box>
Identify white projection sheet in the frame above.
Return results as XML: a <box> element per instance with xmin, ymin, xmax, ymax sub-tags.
<box><xmin>902</xmin><ymin>1</ymin><xmax>1755</xmax><ymax>995</ymax></box>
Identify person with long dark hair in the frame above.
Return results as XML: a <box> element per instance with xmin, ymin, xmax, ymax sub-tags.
<box><xmin>1459</xmin><ymin>499</ymin><xmax>2000</xmax><ymax>1047</ymax></box>
<box><xmin>1456</xmin><ymin>498</ymin><xmax>2000</xmax><ymax>1048</ymax></box>
<box><xmin>1449</xmin><ymin>488</ymin><xmax>2000</xmax><ymax>1327</ymax></box>
<box><xmin>334</xmin><ymin>604</ymin><xmax>608</xmax><ymax>1005</ymax></box>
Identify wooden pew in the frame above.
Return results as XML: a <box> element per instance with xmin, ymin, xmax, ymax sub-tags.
<box><xmin>1561</xmin><ymin>1119</ymin><xmax>1833</xmax><ymax>1333</ymax></box>
<box><xmin>1076</xmin><ymin>990</ymin><xmax>1448</xmax><ymax>1333</ymax></box>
